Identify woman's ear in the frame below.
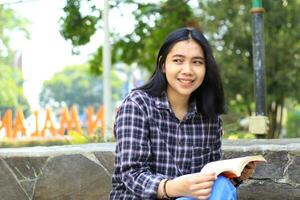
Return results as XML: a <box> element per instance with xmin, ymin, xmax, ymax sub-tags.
<box><xmin>158</xmin><ymin>56</ymin><xmax>165</xmax><ymax>73</ymax></box>
<box><xmin>162</xmin><ymin>64</ymin><xmax>165</xmax><ymax>73</ymax></box>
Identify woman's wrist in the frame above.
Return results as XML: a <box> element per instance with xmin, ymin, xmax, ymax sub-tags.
<box><xmin>161</xmin><ymin>179</ymin><xmax>171</xmax><ymax>199</ymax></box>
<box><xmin>165</xmin><ymin>179</ymin><xmax>182</xmax><ymax>198</ymax></box>
<box><xmin>158</xmin><ymin>179</ymin><xmax>173</xmax><ymax>199</ymax></box>
<box><xmin>158</xmin><ymin>178</ymin><xmax>185</xmax><ymax>199</ymax></box>
<box><xmin>158</xmin><ymin>178</ymin><xmax>179</xmax><ymax>199</ymax></box>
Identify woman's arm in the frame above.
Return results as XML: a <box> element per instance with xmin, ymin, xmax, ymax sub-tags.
<box><xmin>114</xmin><ymin>98</ymin><xmax>165</xmax><ymax>199</ymax></box>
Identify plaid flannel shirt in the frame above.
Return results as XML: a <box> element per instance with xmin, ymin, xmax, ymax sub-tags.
<box><xmin>109</xmin><ymin>90</ymin><xmax>222</xmax><ymax>200</ymax></box>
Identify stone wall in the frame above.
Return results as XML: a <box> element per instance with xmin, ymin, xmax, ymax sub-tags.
<box><xmin>0</xmin><ymin>139</ymin><xmax>299</xmax><ymax>200</ymax></box>
<box><xmin>222</xmin><ymin>139</ymin><xmax>300</xmax><ymax>200</ymax></box>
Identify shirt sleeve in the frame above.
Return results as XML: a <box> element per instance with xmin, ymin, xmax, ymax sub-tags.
<box><xmin>211</xmin><ymin>116</ymin><xmax>222</xmax><ymax>162</ymax></box>
<box><xmin>114</xmin><ymin>97</ymin><xmax>165</xmax><ymax>199</ymax></box>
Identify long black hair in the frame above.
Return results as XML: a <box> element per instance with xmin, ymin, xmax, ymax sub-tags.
<box><xmin>135</xmin><ymin>27</ymin><xmax>225</xmax><ymax>118</ymax></box>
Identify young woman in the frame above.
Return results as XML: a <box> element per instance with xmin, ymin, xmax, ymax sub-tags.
<box><xmin>109</xmin><ymin>27</ymin><xmax>255</xmax><ymax>200</ymax></box>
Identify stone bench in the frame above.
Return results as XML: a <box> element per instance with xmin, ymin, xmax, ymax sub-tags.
<box><xmin>0</xmin><ymin>139</ymin><xmax>299</xmax><ymax>200</ymax></box>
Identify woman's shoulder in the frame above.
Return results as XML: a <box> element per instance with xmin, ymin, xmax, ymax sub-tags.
<box><xmin>123</xmin><ymin>90</ymin><xmax>154</xmax><ymax>107</ymax></box>
<box><xmin>128</xmin><ymin>90</ymin><xmax>153</xmax><ymax>100</ymax></box>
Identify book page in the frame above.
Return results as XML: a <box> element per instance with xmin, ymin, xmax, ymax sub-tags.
<box><xmin>200</xmin><ymin>155</ymin><xmax>266</xmax><ymax>177</ymax></box>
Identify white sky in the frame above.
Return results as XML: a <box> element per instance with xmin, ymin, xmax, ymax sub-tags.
<box><xmin>6</xmin><ymin>0</ymin><xmax>136</xmax><ymax>110</ymax></box>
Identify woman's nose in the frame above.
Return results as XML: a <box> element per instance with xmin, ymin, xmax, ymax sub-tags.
<box><xmin>181</xmin><ymin>63</ymin><xmax>192</xmax><ymax>75</ymax></box>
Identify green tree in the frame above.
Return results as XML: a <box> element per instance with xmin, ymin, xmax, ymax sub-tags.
<box><xmin>198</xmin><ymin>0</ymin><xmax>300</xmax><ymax>138</ymax></box>
<box><xmin>0</xmin><ymin>5</ymin><xmax>30</xmax><ymax>116</ymax></box>
<box><xmin>107</xmin><ymin>0</ymin><xmax>196</xmax><ymax>72</ymax></box>
<box><xmin>0</xmin><ymin>64</ymin><xmax>30</xmax><ymax>117</ymax></box>
<box><xmin>60</xmin><ymin>0</ymin><xmax>196</xmax><ymax>74</ymax></box>
<box><xmin>59</xmin><ymin>0</ymin><xmax>101</xmax><ymax>54</ymax></box>
<box><xmin>285</xmin><ymin>103</ymin><xmax>300</xmax><ymax>138</ymax></box>
<box><xmin>60</xmin><ymin>0</ymin><xmax>300</xmax><ymax>138</ymax></box>
<box><xmin>39</xmin><ymin>64</ymin><xmax>124</xmax><ymax>115</ymax></box>
<box><xmin>0</xmin><ymin>5</ymin><xmax>29</xmax><ymax>65</ymax></box>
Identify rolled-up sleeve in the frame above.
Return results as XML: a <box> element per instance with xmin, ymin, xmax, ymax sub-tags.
<box><xmin>114</xmin><ymin>98</ymin><xmax>165</xmax><ymax>199</ymax></box>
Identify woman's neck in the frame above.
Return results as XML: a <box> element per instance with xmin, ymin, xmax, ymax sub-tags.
<box><xmin>167</xmin><ymin>90</ymin><xmax>190</xmax><ymax>121</ymax></box>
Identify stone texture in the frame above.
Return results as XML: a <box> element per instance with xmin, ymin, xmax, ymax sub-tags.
<box><xmin>94</xmin><ymin>151</ymin><xmax>115</xmax><ymax>174</ymax></box>
<box><xmin>20</xmin><ymin>180</ymin><xmax>36</xmax><ymax>199</ymax></box>
<box><xmin>238</xmin><ymin>180</ymin><xmax>300</xmax><ymax>200</ymax></box>
<box><xmin>287</xmin><ymin>155</ymin><xmax>300</xmax><ymax>184</ymax></box>
<box><xmin>33</xmin><ymin>154</ymin><xmax>111</xmax><ymax>200</ymax></box>
<box><xmin>4</xmin><ymin>156</ymin><xmax>47</xmax><ymax>180</ymax></box>
<box><xmin>222</xmin><ymin>138</ymin><xmax>300</xmax><ymax>146</ymax></box>
<box><xmin>0</xmin><ymin>159</ymin><xmax>30</xmax><ymax>200</ymax></box>
<box><xmin>222</xmin><ymin>149</ymin><xmax>290</xmax><ymax>180</ymax></box>
<box><xmin>0</xmin><ymin>139</ymin><xmax>299</xmax><ymax>200</ymax></box>
<box><xmin>255</xmin><ymin>151</ymin><xmax>289</xmax><ymax>179</ymax></box>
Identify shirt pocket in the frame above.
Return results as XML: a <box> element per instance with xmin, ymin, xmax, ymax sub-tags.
<box><xmin>191</xmin><ymin>147</ymin><xmax>211</xmax><ymax>173</ymax></box>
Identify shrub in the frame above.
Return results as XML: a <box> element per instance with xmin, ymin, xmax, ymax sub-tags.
<box><xmin>285</xmin><ymin>106</ymin><xmax>300</xmax><ymax>138</ymax></box>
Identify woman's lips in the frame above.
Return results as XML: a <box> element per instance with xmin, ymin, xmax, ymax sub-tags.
<box><xmin>177</xmin><ymin>78</ymin><xmax>194</xmax><ymax>87</ymax></box>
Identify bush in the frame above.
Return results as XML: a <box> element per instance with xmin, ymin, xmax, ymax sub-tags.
<box><xmin>0</xmin><ymin>131</ymin><xmax>115</xmax><ymax>148</ymax></box>
<box><xmin>223</xmin><ymin>132</ymin><xmax>256</xmax><ymax>140</ymax></box>
<box><xmin>285</xmin><ymin>106</ymin><xmax>300</xmax><ymax>138</ymax></box>
<box><xmin>0</xmin><ymin>136</ymin><xmax>71</xmax><ymax>148</ymax></box>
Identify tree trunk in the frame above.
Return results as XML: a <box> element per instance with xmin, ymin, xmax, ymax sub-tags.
<box><xmin>276</xmin><ymin>99</ymin><xmax>284</xmax><ymax>138</ymax></box>
<box><xmin>267</xmin><ymin>99</ymin><xmax>284</xmax><ymax>138</ymax></box>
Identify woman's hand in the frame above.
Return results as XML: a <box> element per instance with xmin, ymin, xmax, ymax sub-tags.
<box><xmin>167</xmin><ymin>172</ymin><xmax>216</xmax><ymax>200</ymax></box>
<box><xmin>240</xmin><ymin>161</ymin><xmax>256</xmax><ymax>180</ymax></box>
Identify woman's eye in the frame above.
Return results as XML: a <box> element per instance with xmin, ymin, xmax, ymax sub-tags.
<box><xmin>173</xmin><ymin>59</ymin><xmax>183</xmax><ymax>63</ymax></box>
<box><xmin>194</xmin><ymin>60</ymin><xmax>204</xmax><ymax>65</ymax></box>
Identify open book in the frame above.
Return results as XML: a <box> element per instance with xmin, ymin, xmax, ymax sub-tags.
<box><xmin>200</xmin><ymin>155</ymin><xmax>266</xmax><ymax>178</ymax></box>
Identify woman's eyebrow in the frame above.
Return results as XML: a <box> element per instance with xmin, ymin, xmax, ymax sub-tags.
<box><xmin>172</xmin><ymin>54</ymin><xmax>205</xmax><ymax>60</ymax></box>
<box><xmin>194</xmin><ymin>56</ymin><xmax>205</xmax><ymax>60</ymax></box>
<box><xmin>172</xmin><ymin>54</ymin><xmax>185</xmax><ymax>58</ymax></box>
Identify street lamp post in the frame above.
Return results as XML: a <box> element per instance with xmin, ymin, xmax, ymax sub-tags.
<box><xmin>249</xmin><ymin>0</ymin><xmax>269</xmax><ymax>137</ymax></box>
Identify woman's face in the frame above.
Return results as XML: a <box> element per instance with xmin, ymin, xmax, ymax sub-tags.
<box><xmin>164</xmin><ymin>39</ymin><xmax>206</xmax><ymax>99</ymax></box>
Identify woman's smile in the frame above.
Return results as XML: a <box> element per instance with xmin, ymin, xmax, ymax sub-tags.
<box><xmin>177</xmin><ymin>77</ymin><xmax>195</xmax><ymax>87</ymax></box>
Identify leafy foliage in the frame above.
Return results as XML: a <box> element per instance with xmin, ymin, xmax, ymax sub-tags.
<box><xmin>59</xmin><ymin>0</ymin><xmax>300</xmax><ymax>138</ymax></box>
<box><xmin>0</xmin><ymin>5</ymin><xmax>29</xmax><ymax>65</ymax></box>
<box><xmin>59</xmin><ymin>0</ymin><xmax>101</xmax><ymax>53</ymax></box>
<box><xmin>60</xmin><ymin>0</ymin><xmax>197</xmax><ymax>73</ymax></box>
<box><xmin>0</xmin><ymin>64</ymin><xmax>19</xmax><ymax>107</ymax></box>
<box><xmin>285</xmin><ymin>105</ymin><xmax>300</xmax><ymax>138</ymax></box>
<box><xmin>198</xmin><ymin>0</ymin><xmax>300</xmax><ymax>138</ymax></box>
<box><xmin>109</xmin><ymin>0</ymin><xmax>196</xmax><ymax>71</ymax></box>
<box><xmin>0</xmin><ymin>5</ymin><xmax>30</xmax><ymax>116</ymax></box>
<box><xmin>0</xmin><ymin>64</ymin><xmax>29</xmax><ymax>114</ymax></box>
<box><xmin>0</xmin><ymin>132</ymin><xmax>110</xmax><ymax>148</ymax></box>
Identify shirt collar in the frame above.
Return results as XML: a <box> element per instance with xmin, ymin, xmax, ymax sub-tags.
<box><xmin>154</xmin><ymin>92</ymin><xmax>171</xmax><ymax>111</ymax></box>
<box><xmin>186</xmin><ymin>99</ymin><xmax>198</xmax><ymax>118</ymax></box>
<box><xmin>154</xmin><ymin>92</ymin><xmax>198</xmax><ymax>117</ymax></box>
